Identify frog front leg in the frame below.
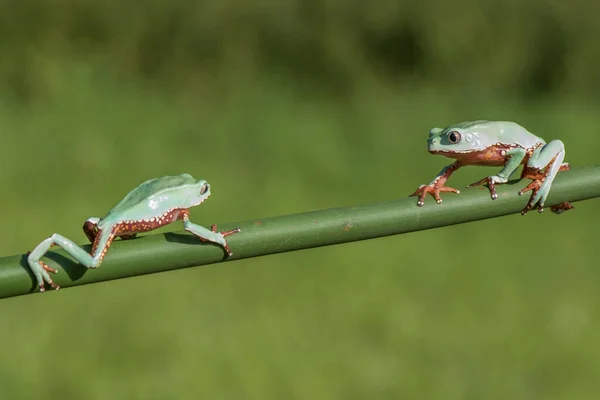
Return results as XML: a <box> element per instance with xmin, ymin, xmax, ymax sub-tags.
<box><xmin>468</xmin><ymin>148</ymin><xmax>527</xmax><ymax>199</ymax></box>
<box><xmin>27</xmin><ymin>228</ymin><xmax>117</xmax><ymax>292</ymax></box>
<box><xmin>180</xmin><ymin>210</ymin><xmax>241</xmax><ymax>256</ymax></box>
<box><xmin>518</xmin><ymin>140</ymin><xmax>571</xmax><ymax>214</ymax></box>
<box><xmin>410</xmin><ymin>161</ymin><xmax>463</xmax><ymax>206</ymax></box>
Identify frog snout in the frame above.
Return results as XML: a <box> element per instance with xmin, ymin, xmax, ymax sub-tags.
<box><xmin>427</xmin><ymin>137</ymin><xmax>440</xmax><ymax>149</ymax></box>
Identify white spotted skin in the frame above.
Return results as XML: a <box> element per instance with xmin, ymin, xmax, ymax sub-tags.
<box><xmin>115</xmin><ymin>208</ymin><xmax>188</xmax><ymax>235</ymax></box>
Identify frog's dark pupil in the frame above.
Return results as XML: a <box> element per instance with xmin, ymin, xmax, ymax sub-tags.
<box><xmin>449</xmin><ymin>132</ymin><xmax>459</xmax><ymax>143</ymax></box>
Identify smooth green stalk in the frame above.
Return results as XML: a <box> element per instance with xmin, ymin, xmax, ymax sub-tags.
<box><xmin>1</xmin><ymin>165</ymin><xmax>599</xmax><ymax>299</ymax></box>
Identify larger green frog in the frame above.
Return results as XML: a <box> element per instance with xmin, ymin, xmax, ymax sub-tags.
<box><xmin>410</xmin><ymin>120</ymin><xmax>572</xmax><ymax>215</ymax></box>
<box><xmin>27</xmin><ymin>174</ymin><xmax>241</xmax><ymax>292</ymax></box>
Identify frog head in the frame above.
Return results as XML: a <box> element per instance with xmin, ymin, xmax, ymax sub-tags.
<box><xmin>164</xmin><ymin>177</ymin><xmax>212</xmax><ymax>209</ymax></box>
<box><xmin>427</xmin><ymin>121</ymin><xmax>491</xmax><ymax>156</ymax></box>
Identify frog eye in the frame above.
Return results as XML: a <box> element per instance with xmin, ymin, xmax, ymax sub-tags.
<box><xmin>199</xmin><ymin>183</ymin><xmax>209</xmax><ymax>196</ymax></box>
<box><xmin>448</xmin><ymin>131</ymin><xmax>461</xmax><ymax>144</ymax></box>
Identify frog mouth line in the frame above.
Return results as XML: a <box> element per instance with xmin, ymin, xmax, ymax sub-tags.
<box><xmin>430</xmin><ymin>143</ymin><xmax>523</xmax><ymax>155</ymax></box>
<box><xmin>429</xmin><ymin>149</ymin><xmax>473</xmax><ymax>154</ymax></box>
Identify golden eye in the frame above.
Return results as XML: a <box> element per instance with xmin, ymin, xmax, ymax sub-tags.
<box><xmin>199</xmin><ymin>183</ymin><xmax>208</xmax><ymax>195</ymax></box>
<box><xmin>448</xmin><ymin>131</ymin><xmax>461</xmax><ymax>144</ymax></box>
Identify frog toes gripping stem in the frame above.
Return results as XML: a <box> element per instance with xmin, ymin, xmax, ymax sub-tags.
<box><xmin>467</xmin><ymin>175</ymin><xmax>509</xmax><ymax>200</ymax></box>
<box><xmin>518</xmin><ymin>183</ymin><xmax>574</xmax><ymax>215</ymax></box>
<box><xmin>26</xmin><ymin>251</ymin><xmax>60</xmax><ymax>292</ymax></box>
<box><xmin>519</xmin><ymin>162</ymin><xmax>572</xmax><ymax>215</ymax></box>
<box><xmin>410</xmin><ymin>184</ymin><xmax>460</xmax><ymax>206</ymax></box>
<box><xmin>410</xmin><ymin>161</ymin><xmax>463</xmax><ymax>207</ymax></box>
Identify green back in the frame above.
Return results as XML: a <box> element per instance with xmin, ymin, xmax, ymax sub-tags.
<box><xmin>106</xmin><ymin>174</ymin><xmax>196</xmax><ymax>217</ymax></box>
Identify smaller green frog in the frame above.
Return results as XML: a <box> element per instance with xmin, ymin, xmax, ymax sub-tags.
<box><xmin>27</xmin><ymin>174</ymin><xmax>241</xmax><ymax>292</ymax></box>
<box><xmin>410</xmin><ymin>121</ymin><xmax>573</xmax><ymax>215</ymax></box>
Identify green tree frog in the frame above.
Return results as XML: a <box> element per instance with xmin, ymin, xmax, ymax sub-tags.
<box><xmin>410</xmin><ymin>120</ymin><xmax>573</xmax><ymax>215</ymax></box>
<box><xmin>27</xmin><ymin>174</ymin><xmax>241</xmax><ymax>292</ymax></box>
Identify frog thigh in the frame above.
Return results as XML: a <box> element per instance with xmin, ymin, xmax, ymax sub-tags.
<box><xmin>527</xmin><ymin>140</ymin><xmax>565</xmax><ymax>169</ymax></box>
<box><xmin>527</xmin><ymin>140</ymin><xmax>565</xmax><ymax>206</ymax></box>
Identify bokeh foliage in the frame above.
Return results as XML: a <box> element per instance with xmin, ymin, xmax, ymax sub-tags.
<box><xmin>2</xmin><ymin>0</ymin><xmax>600</xmax><ymax>101</ymax></box>
<box><xmin>0</xmin><ymin>1</ymin><xmax>599</xmax><ymax>399</ymax></box>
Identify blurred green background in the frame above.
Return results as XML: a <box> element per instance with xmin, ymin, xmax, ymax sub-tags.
<box><xmin>1</xmin><ymin>1</ymin><xmax>600</xmax><ymax>398</ymax></box>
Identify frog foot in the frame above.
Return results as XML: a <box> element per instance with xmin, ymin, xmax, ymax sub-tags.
<box><xmin>518</xmin><ymin>179</ymin><xmax>565</xmax><ymax>215</ymax></box>
<box><xmin>199</xmin><ymin>224</ymin><xmax>241</xmax><ymax>257</ymax></box>
<box><xmin>549</xmin><ymin>202</ymin><xmax>574</xmax><ymax>214</ymax></box>
<box><xmin>518</xmin><ymin>163</ymin><xmax>572</xmax><ymax>215</ymax></box>
<box><xmin>467</xmin><ymin>176</ymin><xmax>508</xmax><ymax>200</ymax></box>
<box><xmin>517</xmin><ymin>177</ymin><xmax>542</xmax><ymax>213</ymax></box>
<box><xmin>410</xmin><ymin>184</ymin><xmax>460</xmax><ymax>206</ymax></box>
<box><xmin>519</xmin><ymin>181</ymin><xmax>574</xmax><ymax>214</ymax></box>
<box><xmin>26</xmin><ymin>251</ymin><xmax>60</xmax><ymax>292</ymax></box>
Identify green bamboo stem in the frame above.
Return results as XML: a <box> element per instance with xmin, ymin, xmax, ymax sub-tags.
<box><xmin>1</xmin><ymin>165</ymin><xmax>599</xmax><ymax>299</ymax></box>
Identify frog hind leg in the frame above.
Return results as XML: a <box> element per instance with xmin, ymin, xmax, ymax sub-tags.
<box><xmin>84</xmin><ymin>217</ymin><xmax>137</xmax><ymax>242</ymax></box>
<box><xmin>27</xmin><ymin>226</ymin><xmax>117</xmax><ymax>292</ymax></box>
<box><xmin>518</xmin><ymin>140</ymin><xmax>570</xmax><ymax>215</ymax></box>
